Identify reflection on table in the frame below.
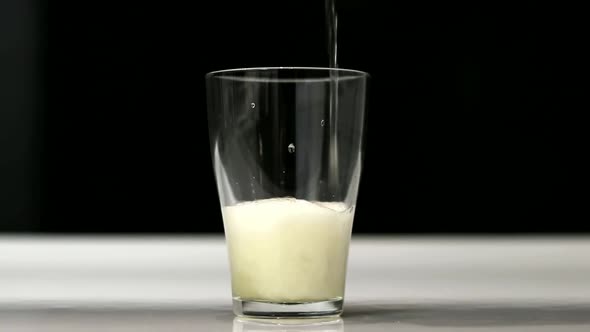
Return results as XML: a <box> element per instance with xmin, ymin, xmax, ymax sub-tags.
<box><xmin>233</xmin><ymin>317</ymin><xmax>343</xmax><ymax>332</ymax></box>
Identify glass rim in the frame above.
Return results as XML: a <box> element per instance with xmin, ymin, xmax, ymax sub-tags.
<box><xmin>206</xmin><ymin>66</ymin><xmax>370</xmax><ymax>82</ymax></box>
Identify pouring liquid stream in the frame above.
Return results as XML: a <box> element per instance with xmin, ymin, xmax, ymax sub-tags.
<box><xmin>326</xmin><ymin>0</ymin><xmax>339</xmax><ymax>195</ymax></box>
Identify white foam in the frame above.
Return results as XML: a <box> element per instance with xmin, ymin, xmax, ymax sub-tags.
<box><xmin>222</xmin><ymin>198</ymin><xmax>354</xmax><ymax>302</ymax></box>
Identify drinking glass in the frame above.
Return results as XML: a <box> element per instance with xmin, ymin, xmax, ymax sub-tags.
<box><xmin>206</xmin><ymin>67</ymin><xmax>368</xmax><ymax>318</ymax></box>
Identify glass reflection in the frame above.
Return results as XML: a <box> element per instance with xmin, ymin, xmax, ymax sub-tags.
<box><xmin>233</xmin><ymin>317</ymin><xmax>344</xmax><ymax>332</ymax></box>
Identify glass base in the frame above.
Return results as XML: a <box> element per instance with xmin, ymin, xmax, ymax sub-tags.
<box><xmin>233</xmin><ymin>298</ymin><xmax>343</xmax><ymax>318</ymax></box>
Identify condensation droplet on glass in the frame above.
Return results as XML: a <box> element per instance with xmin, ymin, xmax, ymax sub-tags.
<box><xmin>288</xmin><ymin>143</ymin><xmax>295</xmax><ymax>153</ymax></box>
<box><xmin>321</xmin><ymin>119</ymin><xmax>325</xmax><ymax>127</ymax></box>
<box><xmin>250</xmin><ymin>102</ymin><xmax>256</xmax><ymax>109</ymax></box>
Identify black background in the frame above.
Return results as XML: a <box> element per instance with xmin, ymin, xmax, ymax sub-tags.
<box><xmin>1</xmin><ymin>0</ymin><xmax>586</xmax><ymax>233</ymax></box>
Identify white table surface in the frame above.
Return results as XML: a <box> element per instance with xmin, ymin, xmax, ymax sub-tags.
<box><xmin>1</xmin><ymin>236</ymin><xmax>589</xmax><ymax>331</ymax></box>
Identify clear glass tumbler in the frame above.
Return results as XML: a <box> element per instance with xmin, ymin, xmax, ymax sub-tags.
<box><xmin>206</xmin><ymin>67</ymin><xmax>368</xmax><ymax>318</ymax></box>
